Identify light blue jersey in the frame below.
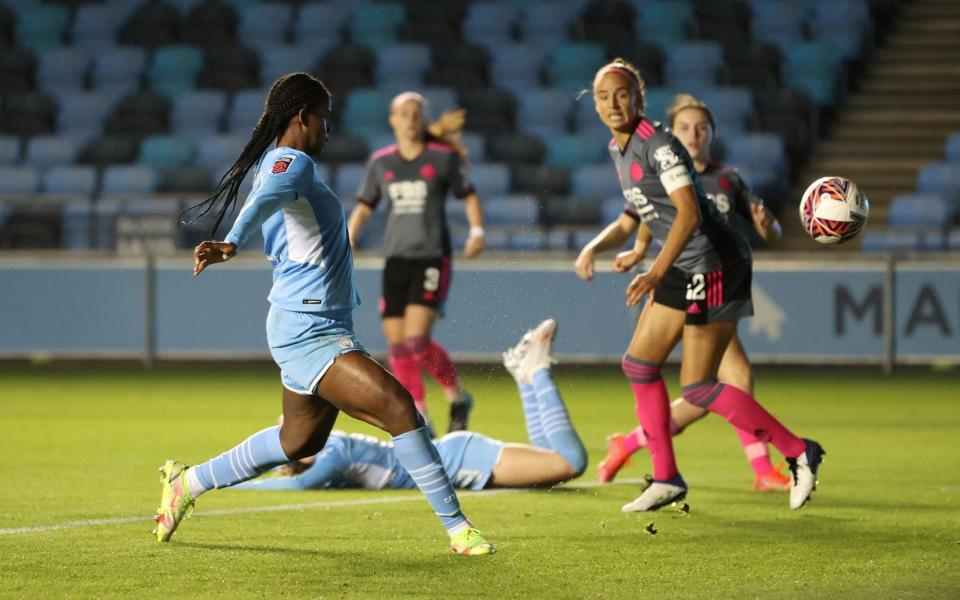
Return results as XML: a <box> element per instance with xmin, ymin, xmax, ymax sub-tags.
<box><xmin>224</xmin><ymin>147</ymin><xmax>360</xmax><ymax>313</ymax></box>
<box><xmin>235</xmin><ymin>430</ymin><xmax>504</xmax><ymax>491</ymax></box>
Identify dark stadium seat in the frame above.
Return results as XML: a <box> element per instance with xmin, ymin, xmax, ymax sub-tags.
<box><xmin>604</xmin><ymin>39</ymin><xmax>664</xmax><ymax>86</ymax></box>
<box><xmin>458</xmin><ymin>88</ymin><xmax>516</xmax><ymax>134</ymax></box>
<box><xmin>91</xmin><ymin>46</ymin><xmax>147</xmax><ymax>94</ymax></box>
<box><xmin>916</xmin><ymin>164</ymin><xmax>960</xmax><ymax>204</ymax></box>
<box><xmin>666</xmin><ymin>41</ymin><xmax>723</xmax><ymax>85</ymax></box>
<box><xmin>423</xmin><ymin>66</ymin><xmax>486</xmax><ymax>93</ymax></box>
<box><xmin>322</xmin><ymin>134</ymin><xmax>370</xmax><ymax>165</ymax></box>
<box><xmin>107</xmin><ymin>90</ymin><xmax>171</xmax><ymax>138</ymax></box>
<box><xmin>182</xmin><ymin>1</ymin><xmax>237</xmax><ymax>48</ymax></box>
<box><xmin>719</xmin><ymin>41</ymin><xmax>781</xmax><ymax>89</ymax></box>
<box><xmin>237</xmin><ymin>3</ymin><xmax>292</xmax><ymax>48</ymax></box>
<box><xmin>293</xmin><ymin>2</ymin><xmax>353</xmax><ymax>42</ymax></box>
<box><xmin>196</xmin><ymin>135</ymin><xmax>248</xmax><ymax>169</ymax></box>
<box><xmin>80</xmin><ymin>135</ymin><xmax>141</xmax><ymax>166</ymax></box>
<box><xmin>72</xmin><ymin>4</ymin><xmax>133</xmax><ymax>52</ymax></box>
<box><xmin>158</xmin><ymin>166</ymin><xmax>214</xmax><ymax>194</ymax></box>
<box><xmin>375</xmin><ymin>43</ymin><xmax>432</xmax><ymax>87</ymax></box>
<box><xmin>483</xmin><ymin>195</ymin><xmax>540</xmax><ymax>226</ymax></box>
<box><xmin>37</xmin><ymin>48</ymin><xmax>90</xmax><ymax>91</ymax></box>
<box><xmin>572</xmin><ymin>164</ymin><xmax>622</xmax><ymax>200</ymax></box>
<box><xmin>469</xmin><ymin>162</ymin><xmax>511</xmax><ymax>197</ymax></box>
<box><xmin>318</xmin><ymin>44</ymin><xmax>376</xmax><ymax>98</ymax></box>
<box><xmin>463</xmin><ymin>2</ymin><xmax>518</xmax><ymax>46</ymax></box>
<box><xmin>259</xmin><ymin>43</ymin><xmax>333</xmax><ymax>86</ymax></box>
<box><xmin>519</xmin><ymin>1</ymin><xmax>576</xmax><ymax>45</ymax></box>
<box><xmin>198</xmin><ymin>45</ymin><xmax>261</xmax><ymax>92</ymax></box>
<box><xmin>0</xmin><ymin>5</ymin><xmax>14</xmax><ymax>49</ymax></box>
<box><xmin>101</xmin><ymin>165</ymin><xmax>158</xmax><ymax>197</ymax></box>
<box><xmin>349</xmin><ymin>2</ymin><xmax>406</xmax><ymax>48</ymax></box>
<box><xmin>634</xmin><ymin>0</ymin><xmax>693</xmax><ymax>48</ymax></box>
<box><xmin>170</xmin><ymin>90</ymin><xmax>228</xmax><ymax>136</ymax></box>
<box><xmin>119</xmin><ymin>2</ymin><xmax>181</xmax><ymax>48</ymax></box>
<box><xmin>432</xmin><ymin>43</ymin><xmax>489</xmax><ymax>80</ymax></box>
<box><xmin>487</xmin><ymin>133</ymin><xmax>547</xmax><ymax>165</ymax></box>
<box><xmin>0</xmin><ymin>48</ymin><xmax>36</xmax><ymax>94</ymax></box>
<box><xmin>510</xmin><ymin>165</ymin><xmax>571</xmax><ymax>196</ymax></box>
<box><xmin>945</xmin><ymin>133</ymin><xmax>960</xmax><ymax>163</ymax></box>
<box><xmin>3</xmin><ymin>91</ymin><xmax>57</xmax><ymax>137</ymax></box>
<box><xmin>542</xmin><ymin>196</ymin><xmax>602</xmax><ymax>226</ymax></box>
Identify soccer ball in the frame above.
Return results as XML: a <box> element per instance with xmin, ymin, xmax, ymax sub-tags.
<box><xmin>799</xmin><ymin>176</ymin><xmax>870</xmax><ymax>244</ymax></box>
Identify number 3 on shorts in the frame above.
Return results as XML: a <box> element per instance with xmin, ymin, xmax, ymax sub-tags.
<box><xmin>686</xmin><ymin>273</ymin><xmax>706</xmax><ymax>301</ymax></box>
<box><xmin>424</xmin><ymin>267</ymin><xmax>440</xmax><ymax>292</ymax></box>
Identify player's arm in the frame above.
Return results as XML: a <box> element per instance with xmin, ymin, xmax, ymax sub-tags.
<box><xmin>575</xmin><ymin>212</ymin><xmax>639</xmax><ymax>281</ymax></box>
<box><xmin>195</xmin><ymin>161</ymin><xmax>304</xmax><ymax>276</ymax></box>
<box><xmin>733</xmin><ymin>174</ymin><xmax>781</xmax><ymax>242</ymax></box>
<box><xmin>348</xmin><ymin>158</ymin><xmax>382</xmax><ymax>251</ymax></box>
<box><xmin>347</xmin><ymin>203</ymin><xmax>373</xmax><ymax>251</ymax></box>
<box><xmin>613</xmin><ymin>224</ymin><xmax>653</xmax><ymax>272</ymax></box>
<box><xmin>462</xmin><ymin>191</ymin><xmax>485</xmax><ymax>259</ymax></box>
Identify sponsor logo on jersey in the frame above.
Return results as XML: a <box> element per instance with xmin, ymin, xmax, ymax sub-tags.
<box><xmin>271</xmin><ymin>155</ymin><xmax>295</xmax><ymax>174</ymax></box>
<box><xmin>653</xmin><ymin>145</ymin><xmax>680</xmax><ymax>171</ymax></box>
<box><xmin>707</xmin><ymin>192</ymin><xmax>731</xmax><ymax>215</ymax></box>
<box><xmin>387</xmin><ymin>180</ymin><xmax>428</xmax><ymax>214</ymax></box>
<box><xmin>623</xmin><ymin>187</ymin><xmax>659</xmax><ymax>223</ymax></box>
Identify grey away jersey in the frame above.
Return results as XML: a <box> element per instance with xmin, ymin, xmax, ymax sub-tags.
<box><xmin>697</xmin><ymin>162</ymin><xmax>760</xmax><ymax>242</ymax></box>
<box><xmin>357</xmin><ymin>141</ymin><xmax>475</xmax><ymax>259</ymax></box>
<box><xmin>612</xmin><ymin>118</ymin><xmax>751</xmax><ymax>272</ymax></box>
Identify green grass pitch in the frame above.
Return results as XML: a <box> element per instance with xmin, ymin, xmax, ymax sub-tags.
<box><xmin>1</xmin><ymin>364</ymin><xmax>958</xmax><ymax>599</ymax></box>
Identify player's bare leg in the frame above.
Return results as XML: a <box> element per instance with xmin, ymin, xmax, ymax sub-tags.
<box><xmin>488</xmin><ymin>444</ymin><xmax>578</xmax><ymax>488</ymax></box>
<box><xmin>404</xmin><ymin>303</ymin><xmax>474</xmax><ymax>433</ymax></box>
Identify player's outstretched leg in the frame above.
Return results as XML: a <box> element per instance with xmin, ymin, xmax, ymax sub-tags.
<box><xmin>153</xmin><ymin>460</ymin><xmax>195</xmax><ymax>542</ymax></box>
<box><xmin>787</xmin><ymin>439</ymin><xmax>825</xmax><ymax>509</ymax></box>
<box><xmin>503</xmin><ymin>323</ymin><xmax>549</xmax><ymax>449</ymax></box>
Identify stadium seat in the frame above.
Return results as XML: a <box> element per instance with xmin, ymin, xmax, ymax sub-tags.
<box><xmin>916</xmin><ymin>163</ymin><xmax>960</xmax><ymax>203</ymax></box>
<box><xmin>463</xmin><ymin>2</ymin><xmax>519</xmax><ymax>45</ymax></box>
<box><xmin>158</xmin><ymin>167</ymin><xmax>215</xmax><ymax>194</ymax></box>
<box><xmin>547</xmin><ymin>134</ymin><xmax>608</xmax><ymax>168</ymax></box>
<box><xmin>721</xmin><ymin>133</ymin><xmax>788</xmax><ymax>177</ymax></box>
<box><xmin>14</xmin><ymin>4</ymin><xmax>70</xmax><ymax>53</ymax></box>
<box><xmin>171</xmin><ymin>90</ymin><xmax>228</xmax><ymax>136</ymax></box>
<box><xmin>42</xmin><ymin>166</ymin><xmax>98</xmax><ymax>197</ymax></box>
<box><xmin>784</xmin><ymin>42</ymin><xmax>844</xmax><ymax>106</ymax></box>
<box><xmin>72</xmin><ymin>4</ymin><xmax>131</xmax><ymax>51</ymax></box>
<box><xmin>37</xmin><ymin>48</ymin><xmax>91</xmax><ymax>91</ymax></box>
<box><xmin>149</xmin><ymin>45</ymin><xmax>205</xmax><ymax>95</ymax></box>
<box><xmin>444</xmin><ymin>201</ymin><xmax>469</xmax><ymax>227</ymax></box>
<box><xmin>666</xmin><ymin>41</ymin><xmax>723</xmax><ymax>85</ymax></box>
<box><xmin>483</xmin><ymin>195</ymin><xmax>540</xmax><ymax>226</ymax></box>
<box><xmin>698</xmin><ymin>87</ymin><xmax>754</xmax><ymax>132</ymax></box>
<box><xmin>119</xmin><ymin>1</ymin><xmax>180</xmax><ymax>47</ymax></box>
<box><xmin>333</xmin><ymin>163</ymin><xmax>367</xmax><ymax>201</ymax></box>
<box><xmin>948</xmin><ymin>228</ymin><xmax>960</xmax><ymax>250</ymax></box>
<box><xmin>0</xmin><ymin>48</ymin><xmax>36</xmax><ymax>94</ymax></box>
<box><xmin>510</xmin><ymin>164</ymin><xmax>571</xmax><ymax>196</ymax></box>
<box><xmin>509</xmin><ymin>229</ymin><xmax>548</xmax><ymax>251</ymax></box>
<box><xmin>237</xmin><ymin>3</ymin><xmax>292</xmax><ymax>47</ymax></box>
<box><xmin>751</xmin><ymin>0</ymin><xmax>807</xmax><ymax>49</ymax></box>
<box><xmin>56</xmin><ymin>90</ymin><xmax>121</xmax><ymax>139</ymax></box>
<box><xmin>516</xmin><ymin>89</ymin><xmax>575</xmax><ymax>132</ymax></box>
<box><xmin>80</xmin><ymin>135</ymin><xmax>141</xmax><ymax>166</ymax></box>
<box><xmin>487</xmin><ymin>43</ymin><xmax>543</xmax><ymax>82</ymax></box>
<box><xmin>374</xmin><ymin>43</ymin><xmax>432</xmax><ymax>86</ymax></box>
<box><xmin>181</xmin><ymin>1</ymin><xmax>237</xmax><ymax>48</ymax></box>
<box><xmin>469</xmin><ymin>163</ymin><xmax>511</xmax><ymax>197</ymax></box>
<box><xmin>322</xmin><ymin>134</ymin><xmax>370</xmax><ymax>164</ymax></box>
<box><xmin>634</xmin><ymin>0</ymin><xmax>693</xmax><ymax>48</ymax></box>
<box><xmin>544</xmin><ymin>43</ymin><xmax>608</xmax><ymax>89</ymax></box>
<box><xmin>418</xmin><ymin>87</ymin><xmax>459</xmax><ymax>117</ymax></box>
<box><xmin>860</xmin><ymin>230</ymin><xmax>920</xmax><ymax>253</ymax></box>
<box><xmin>431</xmin><ymin>44</ymin><xmax>491</xmax><ymax>87</ymax></box>
<box><xmin>0</xmin><ymin>136</ymin><xmax>20</xmax><ymax>165</ymax></box>
<box><xmin>643</xmin><ymin>87</ymin><xmax>680</xmax><ymax>123</ymax></box>
<box><xmin>458</xmin><ymin>89</ymin><xmax>516</xmax><ymax>134</ymax></box>
<box><xmin>0</xmin><ymin>166</ymin><xmax>39</xmax><ymax>195</ymax></box>
<box><xmin>3</xmin><ymin>92</ymin><xmax>57</xmax><ymax>137</ymax></box>
<box><xmin>196</xmin><ymin>135</ymin><xmax>248</xmax><ymax>169</ymax></box>
<box><xmin>601</xmin><ymin>197</ymin><xmax>627</xmax><ymax>223</ymax></box>
<box><xmin>107</xmin><ymin>91</ymin><xmax>171</xmax><ymax>137</ymax></box>
<box><xmin>486</xmin><ymin>133</ymin><xmax>547</xmax><ymax>165</ymax></box>
<box><xmin>342</xmin><ymin>88</ymin><xmax>396</xmax><ymax>139</ymax></box>
<box><xmin>946</xmin><ymin>133</ymin><xmax>960</xmax><ymax>163</ymax></box>
<box><xmin>138</xmin><ymin>135</ymin><xmax>196</xmax><ymax>170</ymax></box>
<box><xmin>888</xmin><ymin>194</ymin><xmax>953</xmax><ymax>228</ymax></box>
<box><xmin>572</xmin><ymin>164</ymin><xmax>621</xmax><ymax>200</ymax></box>
<box><xmin>349</xmin><ymin>3</ymin><xmax>406</xmax><ymax>48</ymax></box>
<box><xmin>198</xmin><ymin>44</ymin><xmax>261</xmax><ymax>92</ymax></box>
<box><xmin>518</xmin><ymin>1</ymin><xmax>575</xmax><ymax>45</ymax></box>
<box><xmin>101</xmin><ymin>165</ymin><xmax>158</xmax><ymax>197</ymax></box>
<box><xmin>544</xmin><ymin>197</ymin><xmax>602</xmax><ymax>226</ymax></box>
<box><xmin>92</xmin><ymin>46</ymin><xmax>147</xmax><ymax>93</ymax></box>
<box><xmin>24</xmin><ymin>136</ymin><xmax>80</xmax><ymax>167</ymax></box>
<box><xmin>720</xmin><ymin>41</ymin><xmax>782</xmax><ymax>89</ymax></box>
<box><xmin>293</xmin><ymin>2</ymin><xmax>353</xmax><ymax>42</ymax></box>
<box><xmin>259</xmin><ymin>44</ymin><xmax>332</xmax><ymax>86</ymax></box>
<box><xmin>460</xmin><ymin>132</ymin><xmax>486</xmax><ymax>162</ymax></box>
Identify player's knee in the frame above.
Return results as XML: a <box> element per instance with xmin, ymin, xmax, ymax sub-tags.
<box><xmin>563</xmin><ymin>451</ymin><xmax>588</xmax><ymax>479</ymax></box>
<box><xmin>682</xmin><ymin>378</ymin><xmax>723</xmax><ymax>409</ymax></box>
<box><xmin>621</xmin><ymin>354</ymin><xmax>662</xmax><ymax>382</ymax></box>
<box><xmin>279</xmin><ymin>428</ymin><xmax>318</xmax><ymax>461</ymax></box>
<box><xmin>405</xmin><ymin>336</ymin><xmax>430</xmax><ymax>361</ymax></box>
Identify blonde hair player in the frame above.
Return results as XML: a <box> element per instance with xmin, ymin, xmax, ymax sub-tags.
<box><xmin>575</xmin><ymin>59</ymin><xmax>824</xmax><ymax>512</ymax></box>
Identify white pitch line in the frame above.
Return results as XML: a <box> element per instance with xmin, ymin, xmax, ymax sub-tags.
<box><xmin>0</xmin><ymin>478</ymin><xmax>647</xmax><ymax>537</ymax></box>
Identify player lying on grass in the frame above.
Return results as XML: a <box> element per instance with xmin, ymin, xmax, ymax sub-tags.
<box><xmin>236</xmin><ymin>319</ymin><xmax>588</xmax><ymax>492</ymax></box>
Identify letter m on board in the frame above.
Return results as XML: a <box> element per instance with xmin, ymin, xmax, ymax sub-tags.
<box><xmin>834</xmin><ymin>285</ymin><xmax>882</xmax><ymax>336</ymax></box>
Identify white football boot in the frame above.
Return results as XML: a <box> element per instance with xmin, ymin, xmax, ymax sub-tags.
<box><xmin>517</xmin><ymin>318</ymin><xmax>558</xmax><ymax>384</ymax></box>
<box><xmin>621</xmin><ymin>476</ymin><xmax>687</xmax><ymax>512</ymax></box>
<box><xmin>787</xmin><ymin>439</ymin><xmax>825</xmax><ymax>509</ymax></box>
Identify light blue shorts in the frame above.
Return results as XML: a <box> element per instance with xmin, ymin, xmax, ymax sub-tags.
<box><xmin>435</xmin><ymin>431</ymin><xmax>505</xmax><ymax>490</ymax></box>
<box><xmin>266</xmin><ymin>305</ymin><xmax>367</xmax><ymax>395</ymax></box>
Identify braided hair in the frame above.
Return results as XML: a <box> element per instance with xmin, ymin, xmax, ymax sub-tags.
<box><xmin>181</xmin><ymin>72</ymin><xmax>331</xmax><ymax>236</ymax></box>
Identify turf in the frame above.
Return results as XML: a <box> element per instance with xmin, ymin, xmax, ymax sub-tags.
<box><xmin>1</xmin><ymin>364</ymin><xmax>958</xmax><ymax>599</ymax></box>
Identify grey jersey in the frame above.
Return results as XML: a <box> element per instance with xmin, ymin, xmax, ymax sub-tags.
<box><xmin>357</xmin><ymin>141</ymin><xmax>475</xmax><ymax>258</ymax></box>
<box><xmin>611</xmin><ymin>118</ymin><xmax>751</xmax><ymax>272</ymax></box>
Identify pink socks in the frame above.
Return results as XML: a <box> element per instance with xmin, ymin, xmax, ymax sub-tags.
<box><xmin>622</xmin><ymin>355</ymin><xmax>678</xmax><ymax>481</ymax></box>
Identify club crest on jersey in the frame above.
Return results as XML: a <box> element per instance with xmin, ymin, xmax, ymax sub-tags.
<box><xmin>271</xmin><ymin>155</ymin><xmax>295</xmax><ymax>174</ymax></box>
<box><xmin>629</xmin><ymin>163</ymin><xmax>644</xmax><ymax>182</ymax></box>
<box><xmin>419</xmin><ymin>163</ymin><xmax>437</xmax><ymax>181</ymax></box>
<box><xmin>338</xmin><ymin>337</ymin><xmax>354</xmax><ymax>349</ymax></box>
<box><xmin>653</xmin><ymin>146</ymin><xmax>680</xmax><ymax>171</ymax></box>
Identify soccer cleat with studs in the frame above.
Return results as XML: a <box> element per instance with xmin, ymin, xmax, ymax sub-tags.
<box><xmin>621</xmin><ymin>476</ymin><xmax>687</xmax><ymax>512</ymax></box>
<box><xmin>153</xmin><ymin>460</ymin><xmax>195</xmax><ymax>542</ymax></box>
<box><xmin>597</xmin><ymin>433</ymin><xmax>632</xmax><ymax>483</ymax></box>
<box><xmin>449</xmin><ymin>526</ymin><xmax>495</xmax><ymax>556</ymax></box>
<box><xmin>787</xmin><ymin>439</ymin><xmax>825</xmax><ymax>509</ymax></box>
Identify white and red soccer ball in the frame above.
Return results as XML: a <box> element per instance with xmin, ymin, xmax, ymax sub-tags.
<box><xmin>799</xmin><ymin>176</ymin><xmax>870</xmax><ymax>244</ymax></box>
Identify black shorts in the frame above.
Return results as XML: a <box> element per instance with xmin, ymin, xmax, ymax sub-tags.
<box><xmin>653</xmin><ymin>262</ymin><xmax>754</xmax><ymax>325</ymax></box>
<box><xmin>380</xmin><ymin>256</ymin><xmax>452</xmax><ymax>318</ymax></box>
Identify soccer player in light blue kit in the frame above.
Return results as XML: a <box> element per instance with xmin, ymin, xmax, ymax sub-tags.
<box><xmin>237</xmin><ymin>320</ymin><xmax>587</xmax><ymax>492</ymax></box>
<box><xmin>153</xmin><ymin>73</ymin><xmax>493</xmax><ymax>556</ymax></box>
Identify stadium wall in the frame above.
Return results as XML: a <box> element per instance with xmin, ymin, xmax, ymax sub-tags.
<box><xmin>0</xmin><ymin>255</ymin><xmax>957</xmax><ymax>367</ymax></box>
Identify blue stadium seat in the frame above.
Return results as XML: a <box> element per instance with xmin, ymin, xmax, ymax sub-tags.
<box><xmin>698</xmin><ymin>87</ymin><xmax>754</xmax><ymax>133</ymax></box>
<box><xmin>547</xmin><ymin>134</ymin><xmax>608</xmax><ymax>167</ymax></box>
<box><xmin>917</xmin><ymin>229</ymin><xmax>945</xmax><ymax>251</ymax></box>
<box><xmin>751</xmin><ymin>0</ymin><xmax>808</xmax><ymax>51</ymax></box>
<box><xmin>948</xmin><ymin>229</ymin><xmax>960</xmax><ymax>250</ymax></box>
<box><xmin>92</xmin><ymin>46</ymin><xmax>147</xmax><ymax>94</ymax></box>
<box><xmin>519</xmin><ymin>1</ymin><xmax>576</xmax><ymax>45</ymax></box>
<box><xmin>666</xmin><ymin>42</ymin><xmax>723</xmax><ymax>85</ymax></box>
<box><xmin>517</xmin><ymin>89</ymin><xmax>574</xmax><ymax>131</ymax></box>
<box><xmin>635</xmin><ymin>0</ymin><xmax>693</xmax><ymax>48</ymax></box>
<box><xmin>546</xmin><ymin>229</ymin><xmax>571</xmax><ymax>251</ymax></box>
<box><xmin>487</xmin><ymin>43</ymin><xmax>543</xmax><ymax>82</ymax></box>
<box><xmin>860</xmin><ymin>230</ymin><xmax>920</xmax><ymax>253</ymax></box>
<box><xmin>0</xmin><ymin>136</ymin><xmax>20</xmax><ymax>165</ymax></box>
<box><xmin>469</xmin><ymin>163</ymin><xmax>511</xmax><ymax>197</ymax></box>
<box><xmin>55</xmin><ymin>91</ymin><xmax>120</xmax><ymax>139</ymax></box>
<box><xmin>916</xmin><ymin>163</ymin><xmax>960</xmax><ymax>203</ymax></box>
<box><xmin>602</xmin><ymin>197</ymin><xmax>630</xmax><ymax>223</ymax></box>
<box><xmin>38</xmin><ymin>48</ymin><xmax>91</xmax><ymax>91</ymax></box>
<box><xmin>0</xmin><ymin>167</ymin><xmax>39</xmax><ymax>195</ymax></box>
<box><xmin>238</xmin><ymin>3</ymin><xmax>293</xmax><ymax>46</ymax></box>
<box><xmin>342</xmin><ymin>88</ymin><xmax>396</xmax><ymax>138</ymax></box>
<box><xmin>138</xmin><ymin>135</ymin><xmax>197</xmax><ymax>170</ymax></box>
<box><xmin>72</xmin><ymin>4</ymin><xmax>131</xmax><ymax>51</ymax></box>
<box><xmin>509</xmin><ymin>229</ymin><xmax>548</xmax><ymax>251</ymax></box>
<box><xmin>333</xmin><ymin>163</ymin><xmax>367</xmax><ymax>201</ymax></box>
<box><xmin>483</xmin><ymin>195</ymin><xmax>540</xmax><ymax>226</ymax></box>
<box><xmin>545</xmin><ymin>43</ymin><xmax>607</xmax><ymax>89</ymax></box>
<box><xmin>444</xmin><ymin>201</ymin><xmax>469</xmax><ymax>227</ymax></box>
<box><xmin>196</xmin><ymin>135</ymin><xmax>248</xmax><ymax>169</ymax></box>
<box><xmin>42</xmin><ymin>166</ymin><xmax>98</xmax><ymax>197</ymax></box>
<box><xmin>731</xmin><ymin>164</ymin><xmax>777</xmax><ymax>191</ymax></box>
<box><xmin>945</xmin><ymin>132</ymin><xmax>960</xmax><ymax>162</ymax></box>
<box><xmin>101</xmin><ymin>165</ymin><xmax>158</xmax><ymax>197</ymax></box>
<box><xmin>259</xmin><ymin>44</ymin><xmax>331</xmax><ymax>85</ymax></box>
<box><xmin>812</xmin><ymin>0</ymin><xmax>870</xmax><ymax>32</ymax></box>
<box><xmin>463</xmin><ymin>2</ymin><xmax>519</xmax><ymax>45</ymax></box>
<box><xmin>293</xmin><ymin>2</ymin><xmax>353</xmax><ymax>42</ymax></box>
<box><xmin>460</xmin><ymin>132</ymin><xmax>486</xmax><ymax>162</ymax></box>
<box><xmin>171</xmin><ymin>90</ymin><xmax>228</xmax><ymax>135</ymax></box>
<box><xmin>642</xmin><ymin>87</ymin><xmax>679</xmax><ymax>123</ymax></box>
<box><xmin>784</xmin><ymin>42</ymin><xmax>844</xmax><ymax>106</ymax></box>
<box><xmin>148</xmin><ymin>45</ymin><xmax>204</xmax><ymax>95</ymax></box>
<box><xmin>15</xmin><ymin>4</ymin><xmax>70</xmax><ymax>53</ymax></box>
<box><xmin>349</xmin><ymin>3</ymin><xmax>406</xmax><ymax>48</ymax></box>
<box><xmin>888</xmin><ymin>194</ymin><xmax>953</xmax><ymax>228</ymax></box>
<box><xmin>572</xmin><ymin>164</ymin><xmax>621</xmax><ymax>200</ymax></box>
<box><xmin>24</xmin><ymin>136</ymin><xmax>80</xmax><ymax>167</ymax></box>
<box><xmin>419</xmin><ymin>87</ymin><xmax>458</xmax><ymax>117</ymax></box>
<box><xmin>722</xmin><ymin>133</ymin><xmax>788</xmax><ymax>177</ymax></box>
<box><xmin>374</xmin><ymin>43</ymin><xmax>432</xmax><ymax>86</ymax></box>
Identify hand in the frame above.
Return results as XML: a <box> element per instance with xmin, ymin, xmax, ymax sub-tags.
<box><xmin>625</xmin><ymin>270</ymin><xmax>663</xmax><ymax>306</ymax></box>
<box><xmin>464</xmin><ymin>234</ymin><xmax>484</xmax><ymax>258</ymax></box>
<box><xmin>574</xmin><ymin>248</ymin><xmax>596</xmax><ymax>281</ymax></box>
<box><xmin>193</xmin><ymin>241</ymin><xmax>237</xmax><ymax>276</ymax></box>
<box><xmin>751</xmin><ymin>202</ymin><xmax>776</xmax><ymax>236</ymax></box>
<box><xmin>613</xmin><ymin>249</ymin><xmax>642</xmax><ymax>272</ymax></box>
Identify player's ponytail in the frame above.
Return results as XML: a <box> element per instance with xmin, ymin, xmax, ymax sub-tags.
<box><xmin>180</xmin><ymin>72</ymin><xmax>330</xmax><ymax>236</ymax></box>
<box><xmin>427</xmin><ymin>108</ymin><xmax>469</xmax><ymax>160</ymax></box>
